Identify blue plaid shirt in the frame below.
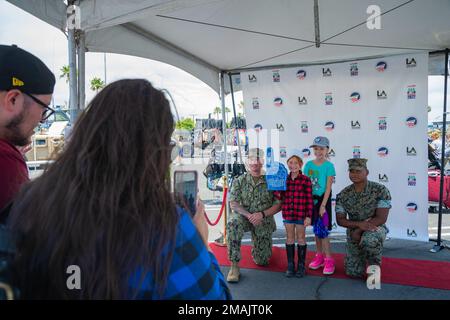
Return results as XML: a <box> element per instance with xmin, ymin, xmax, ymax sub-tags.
<box><xmin>128</xmin><ymin>207</ymin><xmax>231</xmax><ymax>300</ymax></box>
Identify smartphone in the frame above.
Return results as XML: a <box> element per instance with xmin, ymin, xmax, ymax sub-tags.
<box><xmin>173</xmin><ymin>171</ymin><xmax>198</xmax><ymax>217</ymax></box>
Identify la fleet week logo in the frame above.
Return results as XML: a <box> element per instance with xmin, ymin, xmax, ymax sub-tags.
<box><xmin>272</xmin><ymin>70</ymin><xmax>280</xmax><ymax>82</ymax></box>
<box><xmin>301</xmin><ymin>121</ymin><xmax>309</xmax><ymax>133</ymax></box>
<box><xmin>378</xmin><ymin>147</ymin><xmax>389</xmax><ymax>157</ymax></box>
<box><xmin>376</xmin><ymin>61</ymin><xmax>387</xmax><ymax>72</ymax></box>
<box><xmin>408</xmin><ymin>173</ymin><xmax>417</xmax><ymax>186</ymax></box>
<box><xmin>351</xmin><ymin>121</ymin><xmax>361</xmax><ymax>129</ymax></box>
<box><xmin>407</xmin><ymin>146</ymin><xmax>417</xmax><ymax>156</ymax></box>
<box><xmin>325</xmin><ymin>93</ymin><xmax>333</xmax><ymax>106</ymax></box>
<box><xmin>325</xmin><ymin>121</ymin><xmax>335</xmax><ymax>132</ymax></box>
<box><xmin>350</xmin><ymin>92</ymin><xmax>361</xmax><ymax>103</ymax></box>
<box><xmin>406</xmin><ymin>57</ymin><xmax>417</xmax><ymax>68</ymax></box>
<box><xmin>298</xmin><ymin>96</ymin><xmax>308</xmax><ymax>105</ymax></box>
<box><xmin>252</xmin><ymin>98</ymin><xmax>260</xmax><ymax>110</ymax></box>
<box><xmin>328</xmin><ymin>149</ymin><xmax>336</xmax><ymax>158</ymax></box>
<box><xmin>350</xmin><ymin>63</ymin><xmax>358</xmax><ymax>76</ymax></box>
<box><xmin>407</xmin><ymin>229</ymin><xmax>417</xmax><ymax>237</ymax></box>
<box><xmin>377</xmin><ymin>90</ymin><xmax>387</xmax><ymax>100</ymax></box>
<box><xmin>276</xmin><ymin>123</ymin><xmax>285</xmax><ymax>132</ymax></box>
<box><xmin>273</xmin><ymin>97</ymin><xmax>283</xmax><ymax>107</ymax></box>
<box><xmin>407</xmin><ymin>85</ymin><xmax>416</xmax><ymax>99</ymax></box>
<box><xmin>322</xmin><ymin>67</ymin><xmax>332</xmax><ymax>77</ymax></box>
<box><xmin>248</xmin><ymin>74</ymin><xmax>257</xmax><ymax>83</ymax></box>
<box><xmin>406</xmin><ymin>116</ymin><xmax>417</xmax><ymax>128</ymax></box>
<box><xmin>254</xmin><ymin>124</ymin><xmax>263</xmax><ymax>132</ymax></box>
<box><xmin>379</xmin><ymin>174</ymin><xmax>389</xmax><ymax>183</ymax></box>
<box><xmin>378</xmin><ymin>117</ymin><xmax>387</xmax><ymax>130</ymax></box>
<box><xmin>302</xmin><ymin>148</ymin><xmax>311</xmax><ymax>158</ymax></box>
<box><xmin>406</xmin><ymin>202</ymin><xmax>418</xmax><ymax>213</ymax></box>
<box><xmin>296</xmin><ymin>69</ymin><xmax>307</xmax><ymax>80</ymax></box>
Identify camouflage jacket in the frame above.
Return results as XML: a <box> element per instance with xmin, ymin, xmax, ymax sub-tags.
<box><xmin>229</xmin><ymin>173</ymin><xmax>281</xmax><ymax>214</ymax></box>
<box><xmin>335</xmin><ymin>180</ymin><xmax>392</xmax><ymax>226</ymax></box>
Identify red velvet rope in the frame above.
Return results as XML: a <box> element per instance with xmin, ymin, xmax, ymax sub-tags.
<box><xmin>204</xmin><ymin>187</ymin><xmax>227</xmax><ymax>226</ymax></box>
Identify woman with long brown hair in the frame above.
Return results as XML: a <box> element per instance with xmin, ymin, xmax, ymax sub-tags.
<box><xmin>7</xmin><ymin>79</ymin><xmax>230</xmax><ymax>299</ymax></box>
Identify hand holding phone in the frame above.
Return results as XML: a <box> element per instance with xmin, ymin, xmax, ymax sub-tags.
<box><xmin>173</xmin><ymin>171</ymin><xmax>209</xmax><ymax>247</ymax></box>
<box><xmin>193</xmin><ymin>198</ymin><xmax>209</xmax><ymax>248</ymax></box>
<box><xmin>173</xmin><ymin>171</ymin><xmax>198</xmax><ymax>216</ymax></box>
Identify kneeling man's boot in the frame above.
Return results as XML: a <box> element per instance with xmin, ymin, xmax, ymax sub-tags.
<box><xmin>285</xmin><ymin>244</ymin><xmax>296</xmax><ymax>277</ymax></box>
<box><xmin>296</xmin><ymin>244</ymin><xmax>307</xmax><ymax>278</ymax></box>
<box><xmin>227</xmin><ymin>262</ymin><xmax>240</xmax><ymax>283</ymax></box>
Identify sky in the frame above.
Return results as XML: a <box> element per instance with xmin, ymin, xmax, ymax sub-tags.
<box><xmin>0</xmin><ymin>0</ymin><xmax>243</xmax><ymax>120</ymax></box>
<box><xmin>0</xmin><ymin>0</ymin><xmax>447</xmax><ymax>123</ymax></box>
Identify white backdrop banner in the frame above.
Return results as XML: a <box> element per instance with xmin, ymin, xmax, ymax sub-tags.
<box><xmin>241</xmin><ymin>53</ymin><xmax>428</xmax><ymax>242</ymax></box>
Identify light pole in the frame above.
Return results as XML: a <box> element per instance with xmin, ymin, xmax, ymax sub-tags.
<box><xmin>103</xmin><ymin>53</ymin><xmax>107</xmax><ymax>84</ymax></box>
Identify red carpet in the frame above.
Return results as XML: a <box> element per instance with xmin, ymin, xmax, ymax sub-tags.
<box><xmin>210</xmin><ymin>244</ymin><xmax>450</xmax><ymax>290</ymax></box>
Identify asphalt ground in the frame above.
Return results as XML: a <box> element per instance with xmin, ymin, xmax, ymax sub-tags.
<box><xmin>28</xmin><ymin>151</ymin><xmax>450</xmax><ymax>299</ymax></box>
<box><xmin>203</xmin><ymin>204</ymin><xmax>450</xmax><ymax>300</ymax></box>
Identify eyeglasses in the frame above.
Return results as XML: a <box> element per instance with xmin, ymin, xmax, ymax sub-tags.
<box><xmin>23</xmin><ymin>92</ymin><xmax>55</xmax><ymax>122</ymax></box>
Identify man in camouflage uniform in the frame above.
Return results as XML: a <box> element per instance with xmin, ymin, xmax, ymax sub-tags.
<box><xmin>226</xmin><ymin>148</ymin><xmax>281</xmax><ymax>283</ymax></box>
<box><xmin>335</xmin><ymin>158</ymin><xmax>392</xmax><ymax>278</ymax></box>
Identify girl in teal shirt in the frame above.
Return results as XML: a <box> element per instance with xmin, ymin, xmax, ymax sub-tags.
<box><xmin>303</xmin><ymin>136</ymin><xmax>336</xmax><ymax>275</ymax></box>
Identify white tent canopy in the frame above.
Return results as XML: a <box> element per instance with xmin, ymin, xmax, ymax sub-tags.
<box><xmin>7</xmin><ymin>0</ymin><xmax>450</xmax><ymax>93</ymax></box>
<box><xmin>6</xmin><ymin>0</ymin><xmax>450</xmax><ymax>247</ymax></box>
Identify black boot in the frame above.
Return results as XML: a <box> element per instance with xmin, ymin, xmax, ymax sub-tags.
<box><xmin>296</xmin><ymin>244</ymin><xmax>307</xmax><ymax>278</ymax></box>
<box><xmin>285</xmin><ymin>244</ymin><xmax>296</xmax><ymax>277</ymax></box>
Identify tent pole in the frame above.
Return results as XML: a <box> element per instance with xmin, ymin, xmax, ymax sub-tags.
<box><xmin>77</xmin><ymin>31</ymin><xmax>85</xmax><ymax>112</ymax></box>
<box><xmin>314</xmin><ymin>0</ymin><xmax>320</xmax><ymax>48</ymax></box>
<box><xmin>228</xmin><ymin>73</ymin><xmax>244</xmax><ymax>164</ymax></box>
<box><xmin>68</xmin><ymin>26</ymin><xmax>78</xmax><ymax>123</ymax></box>
<box><xmin>220</xmin><ymin>72</ymin><xmax>228</xmax><ymax>244</ymax></box>
<box><xmin>104</xmin><ymin>53</ymin><xmax>107</xmax><ymax>84</ymax></box>
<box><xmin>432</xmin><ymin>48</ymin><xmax>449</xmax><ymax>253</ymax></box>
<box><xmin>220</xmin><ymin>72</ymin><xmax>228</xmax><ymax>182</ymax></box>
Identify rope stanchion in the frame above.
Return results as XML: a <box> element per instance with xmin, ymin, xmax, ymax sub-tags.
<box><xmin>204</xmin><ymin>185</ymin><xmax>227</xmax><ymax>226</ymax></box>
<box><xmin>223</xmin><ymin>176</ymin><xmax>228</xmax><ymax>245</ymax></box>
<box><xmin>208</xmin><ymin>175</ymin><xmax>229</xmax><ymax>247</ymax></box>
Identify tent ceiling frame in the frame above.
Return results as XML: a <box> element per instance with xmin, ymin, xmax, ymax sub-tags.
<box><xmin>226</xmin><ymin>51</ymin><xmax>433</xmax><ymax>75</ymax></box>
<box><xmin>120</xmin><ymin>22</ymin><xmax>220</xmax><ymax>74</ymax></box>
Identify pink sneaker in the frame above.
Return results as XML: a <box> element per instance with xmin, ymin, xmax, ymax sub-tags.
<box><xmin>323</xmin><ymin>257</ymin><xmax>335</xmax><ymax>275</ymax></box>
<box><xmin>308</xmin><ymin>253</ymin><xmax>324</xmax><ymax>270</ymax></box>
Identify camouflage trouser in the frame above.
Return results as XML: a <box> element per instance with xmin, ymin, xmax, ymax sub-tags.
<box><xmin>345</xmin><ymin>226</ymin><xmax>387</xmax><ymax>277</ymax></box>
<box><xmin>227</xmin><ymin>213</ymin><xmax>276</xmax><ymax>265</ymax></box>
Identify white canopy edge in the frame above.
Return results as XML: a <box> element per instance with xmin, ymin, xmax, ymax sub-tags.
<box><xmin>6</xmin><ymin>0</ymin><xmax>449</xmax><ymax>95</ymax></box>
<box><xmin>7</xmin><ymin>0</ymin><xmax>234</xmax><ymax>94</ymax></box>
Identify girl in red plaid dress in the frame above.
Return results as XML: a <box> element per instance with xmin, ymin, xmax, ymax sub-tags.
<box><xmin>275</xmin><ymin>155</ymin><xmax>313</xmax><ymax>277</ymax></box>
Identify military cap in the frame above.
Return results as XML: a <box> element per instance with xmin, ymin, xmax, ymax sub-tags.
<box><xmin>248</xmin><ymin>148</ymin><xmax>264</xmax><ymax>159</ymax></box>
<box><xmin>348</xmin><ymin>158</ymin><xmax>368</xmax><ymax>170</ymax></box>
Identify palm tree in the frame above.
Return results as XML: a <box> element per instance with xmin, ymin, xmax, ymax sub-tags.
<box><xmin>225</xmin><ymin>107</ymin><xmax>231</xmax><ymax>123</ymax></box>
<box><xmin>213</xmin><ymin>106</ymin><xmax>222</xmax><ymax>119</ymax></box>
<box><xmin>90</xmin><ymin>77</ymin><xmax>105</xmax><ymax>94</ymax></box>
<box><xmin>238</xmin><ymin>100</ymin><xmax>245</xmax><ymax>117</ymax></box>
<box><xmin>59</xmin><ymin>65</ymin><xmax>70</xmax><ymax>83</ymax></box>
